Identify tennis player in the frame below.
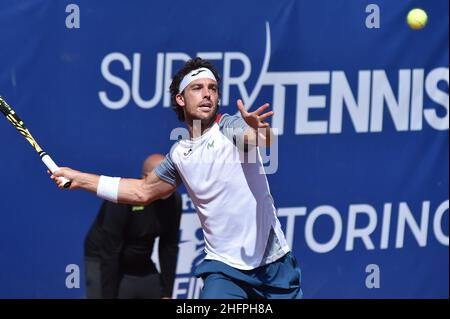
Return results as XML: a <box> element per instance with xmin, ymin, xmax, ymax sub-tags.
<box><xmin>52</xmin><ymin>58</ymin><xmax>302</xmax><ymax>299</ymax></box>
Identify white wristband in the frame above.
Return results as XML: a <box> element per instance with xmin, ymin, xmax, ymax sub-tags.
<box><xmin>96</xmin><ymin>175</ymin><xmax>121</xmax><ymax>203</ymax></box>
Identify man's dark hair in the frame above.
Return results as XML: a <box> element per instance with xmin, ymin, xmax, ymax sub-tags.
<box><xmin>170</xmin><ymin>57</ymin><xmax>221</xmax><ymax>122</ymax></box>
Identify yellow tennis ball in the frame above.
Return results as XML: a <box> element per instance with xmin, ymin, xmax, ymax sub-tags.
<box><xmin>407</xmin><ymin>8</ymin><xmax>428</xmax><ymax>30</ymax></box>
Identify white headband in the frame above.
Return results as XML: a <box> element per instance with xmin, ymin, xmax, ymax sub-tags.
<box><xmin>178</xmin><ymin>67</ymin><xmax>217</xmax><ymax>93</ymax></box>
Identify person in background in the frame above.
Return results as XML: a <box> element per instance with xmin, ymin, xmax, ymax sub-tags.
<box><xmin>84</xmin><ymin>154</ymin><xmax>182</xmax><ymax>299</ymax></box>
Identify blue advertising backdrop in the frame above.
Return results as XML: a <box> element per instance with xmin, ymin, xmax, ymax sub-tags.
<box><xmin>0</xmin><ymin>0</ymin><xmax>448</xmax><ymax>298</ymax></box>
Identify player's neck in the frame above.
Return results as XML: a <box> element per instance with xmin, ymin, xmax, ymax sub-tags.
<box><xmin>186</xmin><ymin>116</ymin><xmax>215</xmax><ymax>139</ymax></box>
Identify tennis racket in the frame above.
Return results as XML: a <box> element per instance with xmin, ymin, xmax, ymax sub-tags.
<box><xmin>0</xmin><ymin>96</ymin><xmax>71</xmax><ymax>188</ymax></box>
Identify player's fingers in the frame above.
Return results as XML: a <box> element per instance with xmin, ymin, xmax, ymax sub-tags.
<box><xmin>51</xmin><ymin>174</ymin><xmax>62</xmax><ymax>184</ymax></box>
<box><xmin>253</xmin><ymin>103</ymin><xmax>270</xmax><ymax>115</ymax></box>
<box><xmin>259</xmin><ymin>111</ymin><xmax>274</xmax><ymax>121</ymax></box>
<box><xmin>236</xmin><ymin>99</ymin><xmax>247</xmax><ymax>115</ymax></box>
<box><xmin>53</xmin><ymin>168</ymin><xmax>67</xmax><ymax>177</ymax></box>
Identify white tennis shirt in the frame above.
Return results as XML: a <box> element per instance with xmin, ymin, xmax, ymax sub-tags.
<box><xmin>154</xmin><ymin>113</ymin><xmax>290</xmax><ymax>270</ymax></box>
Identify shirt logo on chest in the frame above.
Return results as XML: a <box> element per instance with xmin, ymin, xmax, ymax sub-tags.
<box><xmin>207</xmin><ymin>140</ymin><xmax>215</xmax><ymax>150</ymax></box>
<box><xmin>184</xmin><ymin>148</ymin><xmax>193</xmax><ymax>157</ymax></box>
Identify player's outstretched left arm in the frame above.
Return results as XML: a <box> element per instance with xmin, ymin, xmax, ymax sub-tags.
<box><xmin>51</xmin><ymin>168</ymin><xmax>176</xmax><ymax>205</ymax></box>
<box><xmin>236</xmin><ymin>99</ymin><xmax>275</xmax><ymax>147</ymax></box>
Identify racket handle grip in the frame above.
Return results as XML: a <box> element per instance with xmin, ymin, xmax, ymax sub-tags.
<box><xmin>41</xmin><ymin>154</ymin><xmax>72</xmax><ymax>188</ymax></box>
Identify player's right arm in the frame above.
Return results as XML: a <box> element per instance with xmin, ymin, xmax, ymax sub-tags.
<box><xmin>51</xmin><ymin>168</ymin><xmax>176</xmax><ymax>206</ymax></box>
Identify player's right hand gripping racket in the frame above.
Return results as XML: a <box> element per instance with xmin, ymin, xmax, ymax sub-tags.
<box><xmin>0</xmin><ymin>96</ymin><xmax>71</xmax><ymax>188</ymax></box>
